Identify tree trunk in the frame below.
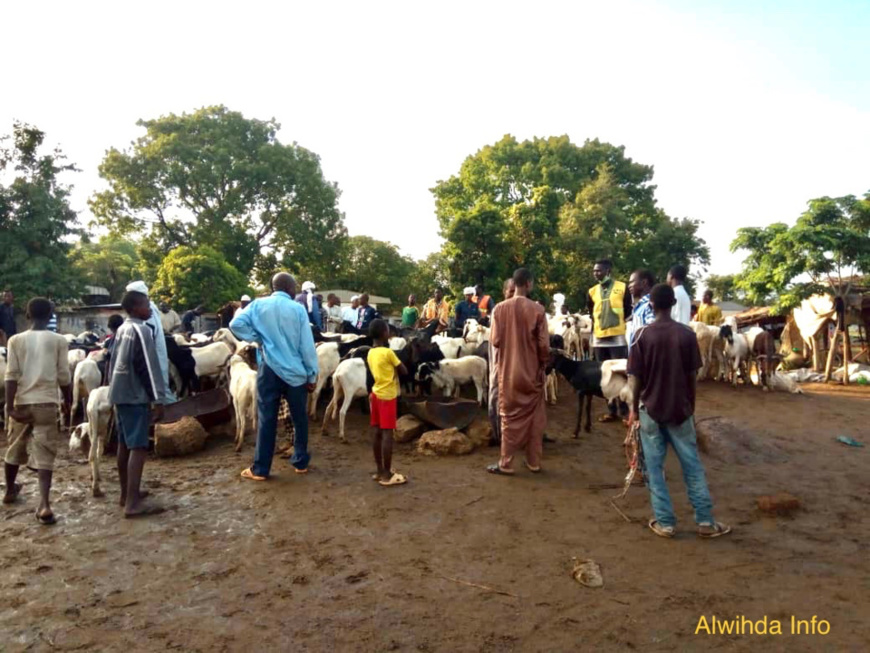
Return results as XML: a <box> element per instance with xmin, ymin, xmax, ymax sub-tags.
<box><xmin>843</xmin><ymin>325</ymin><xmax>852</xmax><ymax>385</ymax></box>
<box><xmin>824</xmin><ymin>330</ymin><xmax>839</xmax><ymax>382</ymax></box>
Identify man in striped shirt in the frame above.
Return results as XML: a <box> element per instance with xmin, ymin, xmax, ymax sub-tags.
<box><xmin>627</xmin><ymin>269</ymin><xmax>656</xmax><ymax>349</ymax></box>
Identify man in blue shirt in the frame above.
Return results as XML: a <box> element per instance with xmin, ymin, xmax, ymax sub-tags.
<box><xmin>231</xmin><ymin>272</ymin><xmax>319</xmax><ymax>480</ymax></box>
<box><xmin>627</xmin><ymin>269</ymin><xmax>656</xmax><ymax>348</ymax></box>
<box><xmin>453</xmin><ymin>287</ymin><xmax>480</xmax><ymax>335</ymax></box>
<box><xmin>354</xmin><ymin>294</ymin><xmax>378</xmax><ymax>333</ymax></box>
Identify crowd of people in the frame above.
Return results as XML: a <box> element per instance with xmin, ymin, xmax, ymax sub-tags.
<box><xmin>2</xmin><ymin>260</ymin><xmax>730</xmax><ymax>538</ymax></box>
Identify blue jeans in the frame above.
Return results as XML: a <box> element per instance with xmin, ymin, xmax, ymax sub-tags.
<box><xmin>252</xmin><ymin>363</ymin><xmax>310</xmax><ymax>477</ymax></box>
<box><xmin>639</xmin><ymin>408</ymin><xmax>714</xmax><ymax>528</ymax></box>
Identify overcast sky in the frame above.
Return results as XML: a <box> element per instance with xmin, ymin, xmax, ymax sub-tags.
<box><xmin>2</xmin><ymin>0</ymin><xmax>868</xmax><ymax>278</ymax></box>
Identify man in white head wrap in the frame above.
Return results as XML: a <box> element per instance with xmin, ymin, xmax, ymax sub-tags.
<box><xmin>552</xmin><ymin>293</ymin><xmax>566</xmax><ymax>318</ymax></box>
<box><xmin>296</xmin><ymin>281</ymin><xmax>322</xmax><ymax>329</ymax></box>
<box><xmin>453</xmin><ymin>286</ymin><xmax>481</xmax><ymax>336</ymax></box>
<box><xmin>125</xmin><ymin>280</ymin><xmax>174</xmax><ymax>403</ymax></box>
<box><xmin>234</xmin><ymin>294</ymin><xmax>252</xmax><ymax>321</ymax></box>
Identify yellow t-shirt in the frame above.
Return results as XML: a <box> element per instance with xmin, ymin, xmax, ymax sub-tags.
<box><xmin>367</xmin><ymin>347</ymin><xmax>402</xmax><ymax>400</ymax></box>
<box><xmin>697</xmin><ymin>303</ymin><xmax>723</xmax><ymax>325</ymax></box>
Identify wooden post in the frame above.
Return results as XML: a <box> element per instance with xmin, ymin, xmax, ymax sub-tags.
<box><xmin>843</xmin><ymin>325</ymin><xmax>852</xmax><ymax>385</ymax></box>
<box><xmin>824</xmin><ymin>330</ymin><xmax>839</xmax><ymax>382</ymax></box>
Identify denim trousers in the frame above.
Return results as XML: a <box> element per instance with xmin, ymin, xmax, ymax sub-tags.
<box><xmin>639</xmin><ymin>408</ymin><xmax>714</xmax><ymax>527</ymax></box>
<box><xmin>252</xmin><ymin>363</ymin><xmax>310</xmax><ymax>477</ymax></box>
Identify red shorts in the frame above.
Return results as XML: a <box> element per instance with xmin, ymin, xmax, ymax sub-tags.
<box><xmin>369</xmin><ymin>394</ymin><xmax>397</xmax><ymax>429</ymax></box>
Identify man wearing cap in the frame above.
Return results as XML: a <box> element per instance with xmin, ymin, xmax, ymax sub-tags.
<box><xmin>296</xmin><ymin>281</ymin><xmax>322</xmax><ymax>329</ymax></box>
<box><xmin>453</xmin><ymin>287</ymin><xmax>481</xmax><ymax>336</ymax></box>
<box><xmin>325</xmin><ymin>294</ymin><xmax>344</xmax><ymax>333</ymax></box>
<box><xmin>341</xmin><ymin>296</ymin><xmax>360</xmax><ymax>331</ymax></box>
<box><xmin>125</xmin><ymin>281</ymin><xmax>173</xmax><ymax>403</ymax></box>
<box><xmin>234</xmin><ymin>294</ymin><xmax>252</xmax><ymax>321</ymax></box>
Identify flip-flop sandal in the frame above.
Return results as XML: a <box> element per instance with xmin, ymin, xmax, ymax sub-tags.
<box><xmin>240</xmin><ymin>468</ymin><xmax>267</xmax><ymax>481</ymax></box>
<box><xmin>698</xmin><ymin>522</ymin><xmax>732</xmax><ymax>539</ymax></box>
<box><xmin>3</xmin><ymin>483</ymin><xmax>22</xmax><ymax>504</ymax></box>
<box><xmin>378</xmin><ymin>472</ymin><xmax>407</xmax><ymax>487</ymax></box>
<box><xmin>36</xmin><ymin>511</ymin><xmax>57</xmax><ymax>525</ymax></box>
<box><xmin>372</xmin><ymin>469</ymin><xmax>395</xmax><ymax>481</ymax></box>
<box><xmin>124</xmin><ymin>503</ymin><xmax>166</xmax><ymax>519</ymax></box>
<box><xmin>648</xmin><ymin>519</ymin><xmax>675</xmax><ymax>538</ymax></box>
<box><xmin>598</xmin><ymin>415</ymin><xmax>620</xmax><ymax>423</ymax></box>
<box><xmin>524</xmin><ymin>462</ymin><xmax>542</xmax><ymax>473</ymax></box>
<box><xmin>486</xmin><ymin>464</ymin><xmax>515</xmax><ymax>476</ymax></box>
<box><xmin>294</xmin><ymin>468</ymin><xmax>309</xmax><ymax>475</ymax></box>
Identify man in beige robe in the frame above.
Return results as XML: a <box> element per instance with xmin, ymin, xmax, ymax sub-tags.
<box><xmin>487</xmin><ymin>268</ymin><xmax>549</xmax><ymax>475</ymax></box>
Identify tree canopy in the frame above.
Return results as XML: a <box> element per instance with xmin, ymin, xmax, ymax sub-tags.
<box><xmin>704</xmin><ymin>274</ymin><xmax>743</xmax><ymax>303</ymax></box>
<box><xmin>731</xmin><ymin>193</ymin><xmax>870</xmax><ymax>310</ymax></box>
<box><xmin>0</xmin><ymin>122</ymin><xmax>80</xmax><ymax>306</ymax></box>
<box><xmin>151</xmin><ymin>245</ymin><xmax>251</xmax><ymax>310</ymax></box>
<box><xmin>69</xmin><ymin>235</ymin><xmax>141</xmax><ymax>301</ymax></box>
<box><xmin>431</xmin><ymin>135</ymin><xmax>709</xmax><ymax>307</ymax></box>
<box><xmin>91</xmin><ymin>105</ymin><xmax>347</xmax><ymax>281</ymax></box>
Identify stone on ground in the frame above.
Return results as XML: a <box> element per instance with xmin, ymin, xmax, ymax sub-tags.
<box><xmin>464</xmin><ymin>416</ymin><xmax>493</xmax><ymax>448</ymax></box>
<box><xmin>154</xmin><ymin>417</ymin><xmax>209</xmax><ymax>457</ymax></box>
<box><xmin>417</xmin><ymin>428</ymin><xmax>475</xmax><ymax>456</ymax></box>
<box><xmin>395</xmin><ymin>415</ymin><xmax>426</xmax><ymax>443</ymax></box>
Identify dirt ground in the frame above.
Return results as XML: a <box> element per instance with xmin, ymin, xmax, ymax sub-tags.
<box><xmin>2</xmin><ymin>380</ymin><xmax>869</xmax><ymax>652</ymax></box>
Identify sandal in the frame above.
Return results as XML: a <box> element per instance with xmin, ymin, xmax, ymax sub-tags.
<box><xmin>294</xmin><ymin>467</ymin><xmax>309</xmax><ymax>475</ymax></box>
<box><xmin>524</xmin><ymin>462</ymin><xmax>542</xmax><ymax>473</ymax></box>
<box><xmin>240</xmin><ymin>468</ymin><xmax>267</xmax><ymax>481</ymax></box>
<box><xmin>648</xmin><ymin>519</ymin><xmax>675</xmax><ymax>538</ymax></box>
<box><xmin>698</xmin><ymin>522</ymin><xmax>732</xmax><ymax>539</ymax></box>
<box><xmin>36</xmin><ymin>511</ymin><xmax>57</xmax><ymax>525</ymax></box>
<box><xmin>378</xmin><ymin>472</ymin><xmax>407</xmax><ymax>487</ymax></box>
<box><xmin>598</xmin><ymin>414</ymin><xmax>620</xmax><ymax>423</ymax></box>
<box><xmin>486</xmin><ymin>463</ymin><xmax>515</xmax><ymax>476</ymax></box>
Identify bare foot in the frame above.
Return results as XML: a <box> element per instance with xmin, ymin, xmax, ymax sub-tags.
<box><xmin>119</xmin><ymin>489</ymin><xmax>149</xmax><ymax>508</ymax></box>
<box><xmin>124</xmin><ymin>498</ymin><xmax>164</xmax><ymax>518</ymax></box>
<box><xmin>3</xmin><ymin>483</ymin><xmax>22</xmax><ymax>504</ymax></box>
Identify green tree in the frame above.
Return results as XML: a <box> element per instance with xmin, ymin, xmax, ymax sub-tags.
<box><xmin>330</xmin><ymin>236</ymin><xmax>417</xmax><ymax>304</ymax></box>
<box><xmin>151</xmin><ymin>245</ymin><xmax>251</xmax><ymax>310</ymax></box>
<box><xmin>704</xmin><ymin>274</ymin><xmax>742</xmax><ymax>303</ymax></box>
<box><xmin>69</xmin><ymin>235</ymin><xmax>141</xmax><ymax>301</ymax></box>
<box><xmin>432</xmin><ymin>135</ymin><xmax>709</xmax><ymax>308</ymax></box>
<box><xmin>408</xmin><ymin>251</ymin><xmax>452</xmax><ymax>301</ymax></box>
<box><xmin>731</xmin><ymin>193</ymin><xmax>870</xmax><ymax>311</ymax></box>
<box><xmin>0</xmin><ymin>122</ymin><xmax>81</xmax><ymax>305</ymax></box>
<box><xmin>91</xmin><ymin>105</ymin><xmax>347</xmax><ymax>279</ymax></box>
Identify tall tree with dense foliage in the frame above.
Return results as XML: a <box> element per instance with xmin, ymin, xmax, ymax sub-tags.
<box><xmin>731</xmin><ymin>193</ymin><xmax>870</xmax><ymax>311</ymax></box>
<box><xmin>432</xmin><ymin>135</ymin><xmax>709</xmax><ymax>306</ymax></box>
<box><xmin>0</xmin><ymin>123</ymin><xmax>80</xmax><ymax>304</ymax></box>
<box><xmin>69</xmin><ymin>235</ymin><xmax>141</xmax><ymax>301</ymax></box>
<box><xmin>151</xmin><ymin>245</ymin><xmax>251</xmax><ymax>310</ymax></box>
<box><xmin>91</xmin><ymin>105</ymin><xmax>347</xmax><ymax>280</ymax></box>
<box><xmin>704</xmin><ymin>274</ymin><xmax>743</xmax><ymax>303</ymax></box>
<box><xmin>329</xmin><ymin>236</ymin><xmax>417</xmax><ymax>303</ymax></box>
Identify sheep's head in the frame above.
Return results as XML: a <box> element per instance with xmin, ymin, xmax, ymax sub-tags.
<box><xmin>719</xmin><ymin>325</ymin><xmax>734</xmax><ymax>344</ymax></box>
<box><xmin>69</xmin><ymin>423</ymin><xmax>90</xmax><ymax>456</ymax></box>
<box><xmin>546</xmin><ymin>348</ymin><xmax>568</xmax><ymax>374</ymax></box>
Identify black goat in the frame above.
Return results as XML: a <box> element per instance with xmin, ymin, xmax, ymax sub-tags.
<box><xmin>547</xmin><ymin>350</ymin><xmax>604</xmax><ymax>437</ymax></box>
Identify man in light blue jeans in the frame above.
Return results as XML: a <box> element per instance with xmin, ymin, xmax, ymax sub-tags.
<box><xmin>627</xmin><ymin>284</ymin><xmax>731</xmax><ymax>539</ymax></box>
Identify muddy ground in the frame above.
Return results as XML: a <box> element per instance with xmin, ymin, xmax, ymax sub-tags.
<box><xmin>2</xmin><ymin>380</ymin><xmax>869</xmax><ymax>652</ymax></box>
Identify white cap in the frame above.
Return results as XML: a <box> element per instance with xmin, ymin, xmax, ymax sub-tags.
<box><xmin>126</xmin><ymin>280</ymin><xmax>149</xmax><ymax>296</ymax></box>
<box><xmin>241</xmin><ymin>294</ymin><xmax>251</xmax><ymax>302</ymax></box>
<box><xmin>553</xmin><ymin>293</ymin><xmax>565</xmax><ymax>303</ymax></box>
<box><xmin>463</xmin><ymin>286</ymin><xmax>475</xmax><ymax>295</ymax></box>
<box><xmin>302</xmin><ymin>281</ymin><xmax>316</xmax><ymax>292</ymax></box>
<box><xmin>351</xmin><ymin>295</ymin><xmax>360</xmax><ymax>302</ymax></box>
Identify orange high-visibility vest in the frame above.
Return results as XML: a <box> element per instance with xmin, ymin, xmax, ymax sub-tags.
<box><xmin>475</xmin><ymin>295</ymin><xmax>493</xmax><ymax>317</ymax></box>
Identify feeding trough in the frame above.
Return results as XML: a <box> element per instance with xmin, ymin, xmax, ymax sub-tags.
<box><xmin>158</xmin><ymin>388</ymin><xmax>231</xmax><ymax>430</ymax></box>
<box><xmin>402</xmin><ymin>396</ymin><xmax>480</xmax><ymax>431</ymax></box>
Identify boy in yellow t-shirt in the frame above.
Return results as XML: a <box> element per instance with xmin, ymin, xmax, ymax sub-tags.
<box><xmin>366</xmin><ymin>319</ymin><xmax>408</xmax><ymax>487</ymax></box>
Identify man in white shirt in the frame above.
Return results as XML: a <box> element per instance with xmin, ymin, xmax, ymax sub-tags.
<box><xmin>341</xmin><ymin>296</ymin><xmax>360</xmax><ymax>329</ymax></box>
<box><xmin>667</xmin><ymin>265</ymin><xmax>692</xmax><ymax>325</ymax></box>
<box><xmin>233</xmin><ymin>295</ymin><xmax>252</xmax><ymax>321</ymax></box>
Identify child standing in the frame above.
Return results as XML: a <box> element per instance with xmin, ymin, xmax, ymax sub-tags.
<box><xmin>366</xmin><ymin>319</ymin><xmax>408</xmax><ymax>487</ymax></box>
<box><xmin>3</xmin><ymin>298</ymin><xmax>72</xmax><ymax>524</ymax></box>
<box><xmin>107</xmin><ymin>291</ymin><xmax>166</xmax><ymax>517</ymax></box>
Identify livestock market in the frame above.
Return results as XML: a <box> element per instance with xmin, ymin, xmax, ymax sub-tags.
<box><xmin>3</xmin><ymin>4</ymin><xmax>870</xmax><ymax>651</ymax></box>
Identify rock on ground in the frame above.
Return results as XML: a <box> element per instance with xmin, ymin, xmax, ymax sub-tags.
<box><xmin>154</xmin><ymin>417</ymin><xmax>209</xmax><ymax>457</ymax></box>
<box><xmin>417</xmin><ymin>428</ymin><xmax>475</xmax><ymax>456</ymax></box>
<box><xmin>464</xmin><ymin>416</ymin><xmax>492</xmax><ymax>448</ymax></box>
<box><xmin>394</xmin><ymin>415</ymin><xmax>426</xmax><ymax>443</ymax></box>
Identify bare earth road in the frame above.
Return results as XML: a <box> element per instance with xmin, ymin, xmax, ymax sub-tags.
<box><xmin>2</xmin><ymin>382</ymin><xmax>869</xmax><ymax>652</ymax></box>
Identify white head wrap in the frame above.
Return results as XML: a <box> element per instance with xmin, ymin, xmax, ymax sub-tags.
<box><xmin>351</xmin><ymin>295</ymin><xmax>360</xmax><ymax>302</ymax></box>
<box><xmin>241</xmin><ymin>294</ymin><xmax>251</xmax><ymax>302</ymax></box>
<box><xmin>302</xmin><ymin>281</ymin><xmax>316</xmax><ymax>292</ymax></box>
<box><xmin>126</xmin><ymin>280</ymin><xmax>149</xmax><ymax>296</ymax></box>
<box><xmin>463</xmin><ymin>287</ymin><xmax>475</xmax><ymax>296</ymax></box>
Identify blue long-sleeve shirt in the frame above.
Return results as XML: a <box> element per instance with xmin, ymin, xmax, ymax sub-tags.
<box><xmin>230</xmin><ymin>291</ymin><xmax>319</xmax><ymax>386</ymax></box>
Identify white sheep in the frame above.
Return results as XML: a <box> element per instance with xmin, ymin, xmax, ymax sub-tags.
<box><xmin>67</xmin><ymin>348</ymin><xmax>86</xmax><ymax>380</ymax></box>
<box><xmin>173</xmin><ymin>333</ymin><xmax>191</xmax><ymax>346</ymax></box>
<box><xmin>321</xmin><ymin>358</ymin><xmax>368</xmax><ymax>443</ymax></box>
<box><xmin>190</xmin><ymin>333</ymin><xmax>211</xmax><ymax>344</ymax></box>
<box><xmin>435</xmin><ymin>337</ymin><xmax>476</xmax><ymax>360</ymax></box>
<box><xmin>417</xmin><ymin>356</ymin><xmax>488</xmax><ymax>405</ymax></box>
<box><xmin>719</xmin><ymin>325</ymin><xmax>750</xmax><ymax>388</ymax></box>
<box><xmin>228</xmin><ymin>351</ymin><xmax>258</xmax><ymax>451</ymax></box>
<box><xmin>691</xmin><ymin>321</ymin><xmax>725</xmax><ymax>381</ymax></box>
<box><xmin>600</xmin><ymin>359</ymin><xmax>634</xmax><ymax>407</ymax></box>
<box><xmin>72</xmin><ymin>358</ymin><xmax>102</xmax><ymax>425</ymax></box>
<box><xmin>462</xmin><ymin>319</ymin><xmax>491</xmax><ymax>345</ymax></box>
<box><xmin>79</xmin><ymin>386</ymin><xmax>111</xmax><ymax>497</ymax></box>
<box><xmin>308</xmin><ymin>343</ymin><xmax>342</xmax><ymax>418</ymax></box>
<box><xmin>389</xmin><ymin>337</ymin><xmax>408</xmax><ymax>351</ymax></box>
<box><xmin>546</xmin><ymin>371</ymin><xmax>559</xmax><ymax>405</ymax></box>
<box><xmin>769</xmin><ymin>372</ymin><xmax>804</xmax><ymax>394</ymax></box>
<box><xmin>189</xmin><ymin>341</ymin><xmax>234</xmax><ymax>382</ymax></box>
